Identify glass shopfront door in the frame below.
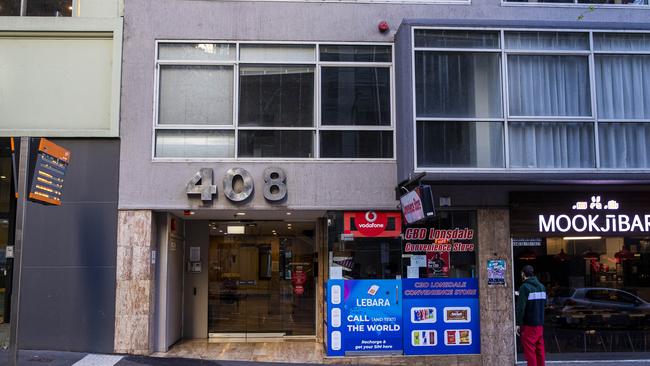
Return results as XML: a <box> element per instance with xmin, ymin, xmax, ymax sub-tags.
<box><xmin>0</xmin><ymin>138</ymin><xmax>14</xmax><ymax>347</ymax></box>
<box><xmin>208</xmin><ymin>221</ymin><xmax>316</xmax><ymax>338</ymax></box>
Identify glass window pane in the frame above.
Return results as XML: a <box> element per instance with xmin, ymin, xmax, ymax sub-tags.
<box><xmin>158</xmin><ymin>43</ymin><xmax>236</xmax><ymax>61</ymax></box>
<box><xmin>508</xmin><ymin>121</ymin><xmax>594</xmax><ymax>168</ymax></box>
<box><xmin>594</xmin><ymin>33</ymin><xmax>650</xmax><ymax>51</ymax></box>
<box><xmin>159</xmin><ymin>65</ymin><xmax>234</xmax><ymax>125</ymax></box>
<box><xmin>416</xmin><ymin>52</ymin><xmax>502</xmax><ymax>118</ymax></box>
<box><xmin>505</xmin><ymin>32</ymin><xmax>589</xmax><ymax>51</ymax></box>
<box><xmin>155</xmin><ymin>130</ymin><xmax>235</xmax><ymax>158</ymax></box>
<box><xmin>503</xmin><ymin>0</ymin><xmax>573</xmax><ymax>3</ymax></box>
<box><xmin>240</xmin><ymin>44</ymin><xmax>315</xmax><ymax>62</ymax></box>
<box><xmin>596</xmin><ymin>55</ymin><xmax>650</xmax><ymax>119</ymax></box>
<box><xmin>416</xmin><ymin>121</ymin><xmax>504</xmax><ymax>168</ymax></box>
<box><xmin>578</xmin><ymin>0</ymin><xmax>647</xmax><ymax>5</ymax></box>
<box><xmin>26</xmin><ymin>0</ymin><xmax>72</xmax><ymax>16</ymax></box>
<box><xmin>239</xmin><ymin>66</ymin><xmax>314</xmax><ymax>127</ymax></box>
<box><xmin>238</xmin><ymin>130</ymin><xmax>313</xmax><ymax>158</ymax></box>
<box><xmin>599</xmin><ymin>123</ymin><xmax>650</xmax><ymax>168</ymax></box>
<box><xmin>414</xmin><ymin>30</ymin><xmax>500</xmax><ymax>49</ymax></box>
<box><xmin>0</xmin><ymin>0</ymin><xmax>20</xmax><ymax>15</ymax></box>
<box><xmin>320</xmin><ymin>131</ymin><xmax>393</xmax><ymax>158</ymax></box>
<box><xmin>321</xmin><ymin>67</ymin><xmax>391</xmax><ymax>126</ymax></box>
<box><xmin>319</xmin><ymin>45</ymin><xmax>391</xmax><ymax>62</ymax></box>
<box><xmin>508</xmin><ymin>55</ymin><xmax>591</xmax><ymax>117</ymax></box>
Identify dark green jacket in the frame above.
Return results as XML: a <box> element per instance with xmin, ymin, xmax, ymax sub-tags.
<box><xmin>516</xmin><ymin>276</ymin><xmax>546</xmax><ymax>326</ymax></box>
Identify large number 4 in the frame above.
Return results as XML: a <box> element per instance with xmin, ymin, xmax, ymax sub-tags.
<box><xmin>186</xmin><ymin>168</ymin><xmax>217</xmax><ymax>205</ymax></box>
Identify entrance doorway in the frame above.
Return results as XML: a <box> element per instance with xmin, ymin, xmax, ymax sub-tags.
<box><xmin>207</xmin><ymin>221</ymin><xmax>316</xmax><ymax>338</ymax></box>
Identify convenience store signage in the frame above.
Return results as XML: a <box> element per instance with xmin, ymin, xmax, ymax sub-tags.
<box><xmin>28</xmin><ymin>138</ymin><xmax>70</xmax><ymax>206</ymax></box>
<box><xmin>326</xmin><ymin>278</ymin><xmax>480</xmax><ymax>357</ymax></box>
<box><xmin>327</xmin><ymin>279</ymin><xmax>402</xmax><ymax>356</ymax></box>
<box><xmin>402</xmin><ymin>278</ymin><xmax>480</xmax><ymax>355</ymax></box>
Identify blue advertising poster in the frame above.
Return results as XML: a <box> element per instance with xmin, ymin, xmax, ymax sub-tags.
<box><xmin>326</xmin><ymin>279</ymin><xmax>402</xmax><ymax>356</ymax></box>
<box><xmin>402</xmin><ymin>278</ymin><xmax>480</xmax><ymax>355</ymax></box>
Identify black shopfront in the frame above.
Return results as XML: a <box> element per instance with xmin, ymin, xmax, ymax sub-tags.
<box><xmin>511</xmin><ymin>191</ymin><xmax>650</xmax><ymax>359</ymax></box>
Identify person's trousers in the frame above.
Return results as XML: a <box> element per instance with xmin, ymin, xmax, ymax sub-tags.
<box><xmin>521</xmin><ymin>325</ymin><xmax>545</xmax><ymax>366</ymax></box>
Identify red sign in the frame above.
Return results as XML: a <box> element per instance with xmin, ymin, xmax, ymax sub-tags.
<box><xmin>426</xmin><ymin>251</ymin><xmax>450</xmax><ymax>276</ymax></box>
<box><xmin>291</xmin><ymin>269</ymin><xmax>307</xmax><ymax>286</ymax></box>
<box><xmin>343</xmin><ymin>211</ymin><xmax>402</xmax><ymax>238</ymax></box>
<box><xmin>293</xmin><ymin>285</ymin><xmax>304</xmax><ymax>296</ymax></box>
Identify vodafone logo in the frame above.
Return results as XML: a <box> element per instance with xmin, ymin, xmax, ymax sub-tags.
<box><xmin>356</xmin><ymin>211</ymin><xmax>388</xmax><ymax>236</ymax></box>
<box><xmin>343</xmin><ymin>211</ymin><xmax>401</xmax><ymax>238</ymax></box>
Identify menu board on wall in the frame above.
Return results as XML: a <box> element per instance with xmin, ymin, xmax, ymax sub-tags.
<box><xmin>402</xmin><ymin>278</ymin><xmax>480</xmax><ymax>355</ymax></box>
<box><xmin>28</xmin><ymin>138</ymin><xmax>70</xmax><ymax>206</ymax></box>
<box><xmin>326</xmin><ymin>279</ymin><xmax>403</xmax><ymax>356</ymax></box>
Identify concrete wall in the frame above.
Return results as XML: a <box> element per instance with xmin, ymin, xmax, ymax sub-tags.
<box><xmin>19</xmin><ymin>139</ymin><xmax>119</xmax><ymax>353</ymax></box>
<box><xmin>120</xmin><ymin>0</ymin><xmax>650</xmax><ymax>211</ymax></box>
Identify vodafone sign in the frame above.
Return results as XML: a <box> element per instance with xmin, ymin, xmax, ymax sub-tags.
<box><xmin>343</xmin><ymin>211</ymin><xmax>402</xmax><ymax>238</ymax></box>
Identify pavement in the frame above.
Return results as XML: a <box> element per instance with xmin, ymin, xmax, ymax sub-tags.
<box><xmin>0</xmin><ymin>350</ymin><xmax>328</xmax><ymax>366</ymax></box>
<box><xmin>1</xmin><ymin>350</ymin><xmax>650</xmax><ymax>366</ymax></box>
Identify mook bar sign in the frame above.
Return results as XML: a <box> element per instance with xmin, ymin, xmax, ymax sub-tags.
<box><xmin>511</xmin><ymin>192</ymin><xmax>650</xmax><ymax>237</ymax></box>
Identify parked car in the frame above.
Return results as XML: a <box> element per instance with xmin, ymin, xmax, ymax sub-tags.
<box><xmin>561</xmin><ymin>287</ymin><xmax>650</xmax><ymax>314</ymax></box>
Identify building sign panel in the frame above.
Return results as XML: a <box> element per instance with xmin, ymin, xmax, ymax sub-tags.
<box><xmin>402</xmin><ymin>278</ymin><xmax>480</xmax><ymax>355</ymax></box>
<box><xmin>28</xmin><ymin>138</ymin><xmax>70</xmax><ymax>206</ymax></box>
<box><xmin>400</xmin><ymin>185</ymin><xmax>435</xmax><ymax>224</ymax></box>
<box><xmin>326</xmin><ymin>279</ymin><xmax>403</xmax><ymax>356</ymax></box>
<box><xmin>343</xmin><ymin>211</ymin><xmax>402</xmax><ymax>238</ymax></box>
<box><xmin>511</xmin><ymin>192</ymin><xmax>650</xmax><ymax>237</ymax></box>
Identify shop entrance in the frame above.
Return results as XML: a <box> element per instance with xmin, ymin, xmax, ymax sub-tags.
<box><xmin>207</xmin><ymin>221</ymin><xmax>316</xmax><ymax>339</ymax></box>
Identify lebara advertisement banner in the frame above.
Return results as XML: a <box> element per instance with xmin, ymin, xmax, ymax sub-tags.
<box><xmin>326</xmin><ymin>279</ymin><xmax>403</xmax><ymax>356</ymax></box>
<box><xmin>402</xmin><ymin>278</ymin><xmax>480</xmax><ymax>355</ymax></box>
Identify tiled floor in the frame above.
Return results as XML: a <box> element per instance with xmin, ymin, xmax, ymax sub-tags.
<box><xmin>154</xmin><ymin>339</ymin><xmax>480</xmax><ymax>365</ymax></box>
<box><xmin>154</xmin><ymin>339</ymin><xmax>325</xmax><ymax>364</ymax></box>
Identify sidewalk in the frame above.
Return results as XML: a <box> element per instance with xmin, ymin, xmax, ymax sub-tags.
<box><xmin>1</xmin><ymin>350</ymin><xmax>650</xmax><ymax>366</ymax></box>
<box><xmin>0</xmin><ymin>350</ymin><xmax>329</xmax><ymax>366</ymax></box>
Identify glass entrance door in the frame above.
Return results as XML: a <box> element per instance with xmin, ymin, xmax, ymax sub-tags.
<box><xmin>208</xmin><ymin>221</ymin><xmax>316</xmax><ymax>338</ymax></box>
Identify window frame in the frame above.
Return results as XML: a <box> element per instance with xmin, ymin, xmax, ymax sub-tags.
<box><xmin>412</xmin><ymin>27</ymin><xmax>650</xmax><ymax>172</ymax></box>
<box><xmin>153</xmin><ymin>40</ymin><xmax>395</xmax><ymax>162</ymax></box>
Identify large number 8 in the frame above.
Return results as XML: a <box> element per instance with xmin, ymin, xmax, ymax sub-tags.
<box><xmin>263</xmin><ymin>167</ymin><xmax>287</xmax><ymax>202</ymax></box>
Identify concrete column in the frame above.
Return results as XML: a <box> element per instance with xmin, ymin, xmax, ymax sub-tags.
<box><xmin>477</xmin><ymin>209</ymin><xmax>515</xmax><ymax>366</ymax></box>
<box><xmin>114</xmin><ymin>210</ymin><xmax>155</xmax><ymax>355</ymax></box>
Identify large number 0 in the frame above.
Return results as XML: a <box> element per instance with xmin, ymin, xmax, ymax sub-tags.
<box><xmin>186</xmin><ymin>168</ymin><xmax>217</xmax><ymax>204</ymax></box>
<box><xmin>263</xmin><ymin>167</ymin><xmax>287</xmax><ymax>202</ymax></box>
<box><xmin>223</xmin><ymin>167</ymin><xmax>254</xmax><ymax>202</ymax></box>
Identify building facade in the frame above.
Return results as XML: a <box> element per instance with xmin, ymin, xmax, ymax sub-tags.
<box><xmin>111</xmin><ymin>0</ymin><xmax>650</xmax><ymax>364</ymax></box>
<box><xmin>0</xmin><ymin>0</ymin><xmax>123</xmax><ymax>353</ymax></box>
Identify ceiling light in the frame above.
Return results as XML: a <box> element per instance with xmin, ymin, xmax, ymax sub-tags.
<box><xmin>286</xmin><ymin>212</ymin><xmax>292</xmax><ymax>215</ymax></box>
<box><xmin>227</xmin><ymin>225</ymin><xmax>245</xmax><ymax>234</ymax></box>
<box><xmin>236</xmin><ymin>212</ymin><xmax>246</xmax><ymax>216</ymax></box>
<box><xmin>563</xmin><ymin>236</ymin><xmax>602</xmax><ymax>241</ymax></box>
<box><xmin>218</xmin><ymin>230</ymin><xmax>223</xmax><ymax>233</ymax></box>
<box><xmin>0</xmin><ymin>176</ymin><xmax>6</xmax><ymax>179</ymax></box>
<box><xmin>68</xmin><ymin>6</ymin><xmax>73</xmax><ymax>10</ymax></box>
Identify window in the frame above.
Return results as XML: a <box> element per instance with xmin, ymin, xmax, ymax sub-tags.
<box><xmin>413</xmin><ymin>28</ymin><xmax>650</xmax><ymax>170</ymax></box>
<box><xmin>0</xmin><ymin>0</ymin><xmax>73</xmax><ymax>16</ymax></box>
<box><xmin>154</xmin><ymin>42</ymin><xmax>393</xmax><ymax>159</ymax></box>
<box><xmin>414</xmin><ymin>30</ymin><xmax>505</xmax><ymax>168</ymax></box>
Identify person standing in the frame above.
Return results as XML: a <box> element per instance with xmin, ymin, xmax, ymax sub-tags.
<box><xmin>516</xmin><ymin>265</ymin><xmax>547</xmax><ymax>366</ymax></box>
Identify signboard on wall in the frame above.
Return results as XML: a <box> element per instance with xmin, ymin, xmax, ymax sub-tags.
<box><xmin>326</xmin><ymin>279</ymin><xmax>403</xmax><ymax>356</ymax></box>
<box><xmin>343</xmin><ymin>211</ymin><xmax>402</xmax><ymax>238</ymax></box>
<box><xmin>402</xmin><ymin>278</ymin><xmax>480</xmax><ymax>355</ymax></box>
<box><xmin>400</xmin><ymin>185</ymin><xmax>435</xmax><ymax>224</ymax></box>
<box><xmin>28</xmin><ymin>138</ymin><xmax>70</xmax><ymax>206</ymax></box>
<box><xmin>511</xmin><ymin>192</ymin><xmax>650</xmax><ymax>236</ymax></box>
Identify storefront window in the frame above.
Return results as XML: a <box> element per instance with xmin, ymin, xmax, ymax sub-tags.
<box><xmin>513</xmin><ymin>236</ymin><xmax>650</xmax><ymax>356</ymax></box>
<box><xmin>327</xmin><ymin>211</ymin><xmax>402</xmax><ymax>280</ymax></box>
<box><xmin>511</xmin><ymin>192</ymin><xmax>650</xmax><ymax>360</ymax></box>
<box><xmin>402</xmin><ymin>211</ymin><xmax>478</xmax><ymax>279</ymax></box>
